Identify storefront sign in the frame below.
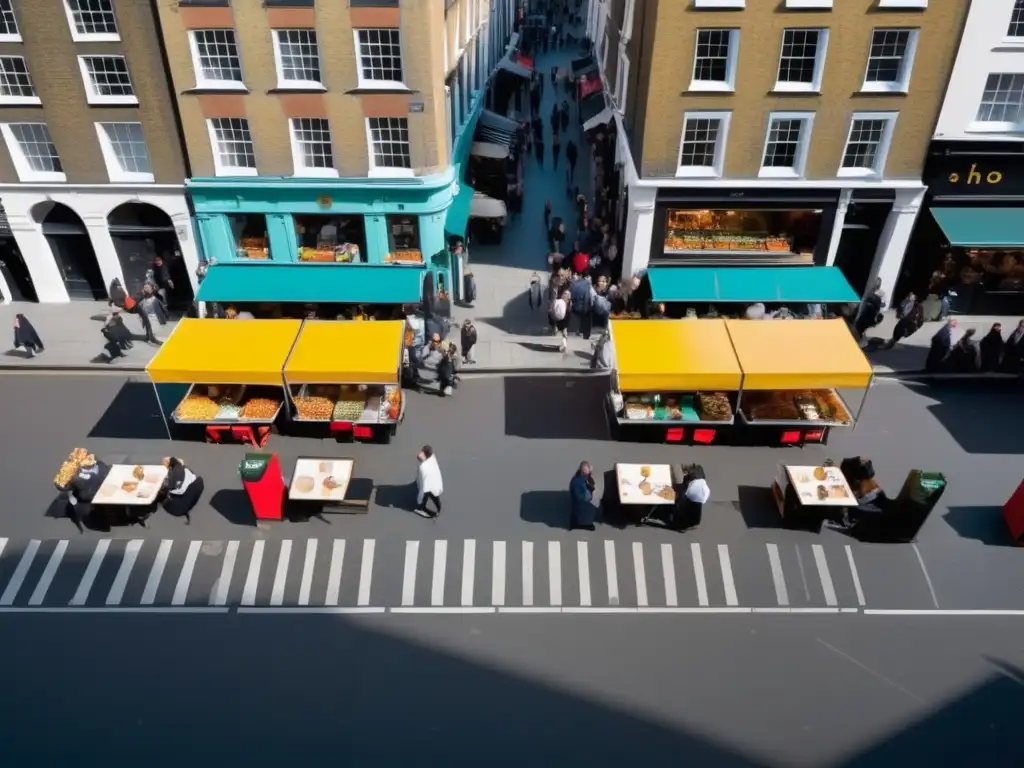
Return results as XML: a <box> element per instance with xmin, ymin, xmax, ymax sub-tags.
<box><xmin>317</xmin><ymin>195</ymin><xmax>332</xmax><ymax>209</ymax></box>
<box><xmin>409</xmin><ymin>101</ymin><xmax>425</xmax><ymax>114</ymax></box>
<box><xmin>926</xmin><ymin>142</ymin><xmax>1024</xmax><ymax>197</ymax></box>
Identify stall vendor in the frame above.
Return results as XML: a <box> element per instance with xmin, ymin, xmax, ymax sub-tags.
<box><xmin>161</xmin><ymin>457</ymin><xmax>204</xmax><ymax>525</ymax></box>
<box><xmin>67</xmin><ymin>450</ymin><xmax>111</xmax><ymax>531</ymax></box>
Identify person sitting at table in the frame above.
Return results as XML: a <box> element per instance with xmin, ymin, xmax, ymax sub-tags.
<box><xmin>677</xmin><ymin>465</ymin><xmax>709</xmax><ymax>529</ymax></box>
<box><xmin>67</xmin><ymin>452</ymin><xmax>111</xmax><ymax>533</ymax></box>
<box><xmin>161</xmin><ymin>457</ymin><xmax>204</xmax><ymax>525</ymax></box>
<box><xmin>833</xmin><ymin>457</ymin><xmax>888</xmax><ymax>531</ymax></box>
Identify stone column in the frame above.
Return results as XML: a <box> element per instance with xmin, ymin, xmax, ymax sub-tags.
<box><xmin>825</xmin><ymin>188</ymin><xmax>852</xmax><ymax>267</ymax></box>
<box><xmin>865</xmin><ymin>186</ymin><xmax>925</xmax><ymax>303</ymax></box>
<box><xmin>5</xmin><ymin>200</ymin><xmax>69</xmax><ymax>303</ymax></box>
<box><xmin>620</xmin><ymin>185</ymin><xmax>656</xmax><ymax>282</ymax></box>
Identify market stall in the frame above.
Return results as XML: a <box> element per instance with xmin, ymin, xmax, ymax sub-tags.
<box><xmin>146</xmin><ymin>318</ymin><xmax>301</xmax><ymax>447</ymax></box>
<box><xmin>282</xmin><ymin>320</ymin><xmax>405</xmax><ymax>444</ymax></box>
<box><xmin>725</xmin><ymin>319</ymin><xmax>873</xmax><ymax>446</ymax></box>
<box><xmin>607</xmin><ymin>319</ymin><xmax>743</xmax><ymax>445</ymax></box>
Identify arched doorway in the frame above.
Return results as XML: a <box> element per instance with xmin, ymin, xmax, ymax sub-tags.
<box><xmin>0</xmin><ymin>199</ymin><xmax>36</xmax><ymax>301</ymax></box>
<box><xmin>108</xmin><ymin>202</ymin><xmax>194</xmax><ymax>310</ymax></box>
<box><xmin>32</xmin><ymin>202</ymin><xmax>105</xmax><ymax>300</ymax></box>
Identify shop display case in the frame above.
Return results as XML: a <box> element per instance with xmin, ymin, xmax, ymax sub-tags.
<box><xmin>613</xmin><ymin>390</ymin><xmax>736</xmax><ymax>425</ymax></box>
<box><xmin>662</xmin><ymin>209</ymin><xmax>820</xmax><ymax>257</ymax></box>
<box><xmin>738</xmin><ymin>389</ymin><xmax>853</xmax><ymax>428</ymax></box>
<box><xmin>172</xmin><ymin>383</ymin><xmax>285</xmax><ymax>425</ymax></box>
<box><xmin>290</xmin><ymin>383</ymin><xmax>404</xmax><ymax>426</ymax></box>
<box><xmin>237</xmin><ymin>236</ymin><xmax>269</xmax><ymax>260</ymax></box>
<box><xmin>297</xmin><ymin>243</ymin><xmax>362</xmax><ymax>263</ymax></box>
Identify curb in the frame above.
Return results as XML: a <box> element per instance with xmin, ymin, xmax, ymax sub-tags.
<box><xmin>0</xmin><ymin>363</ymin><xmax>611</xmax><ymax>377</ymax></box>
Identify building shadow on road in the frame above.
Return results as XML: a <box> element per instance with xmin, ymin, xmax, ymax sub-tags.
<box><xmin>922</xmin><ymin>380</ymin><xmax>1024</xmax><ymax>455</ymax></box>
<box><xmin>504</xmin><ymin>375</ymin><xmax>610</xmax><ymax>440</ymax></box>
<box><xmin>88</xmin><ymin>381</ymin><xmax>168</xmax><ymax>440</ymax></box>
<box><xmin>942</xmin><ymin>506</ymin><xmax>1016</xmax><ymax>547</ymax></box>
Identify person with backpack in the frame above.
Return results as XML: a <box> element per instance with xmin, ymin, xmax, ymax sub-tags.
<box><xmin>551</xmin><ymin>289</ymin><xmax>570</xmax><ymax>352</ymax></box>
<box><xmin>569</xmin><ymin>272</ymin><xmax>593</xmax><ymax>340</ymax></box>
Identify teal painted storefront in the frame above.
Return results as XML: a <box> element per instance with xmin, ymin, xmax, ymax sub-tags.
<box><xmin>187</xmin><ymin>168</ymin><xmax>457</xmax><ymax>303</ymax></box>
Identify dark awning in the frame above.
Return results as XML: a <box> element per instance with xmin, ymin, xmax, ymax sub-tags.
<box><xmin>648</xmin><ymin>266</ymin><xmax>859</xmax><ymax>304</ymax></box>
<box><xmin>572</xmin><ymin>55</ymin><xmax>596</xmax><ymax>75</ymax></box>
<box><xmin>579</xmin><ymin>92</ymin><xmax>607</xmax><ymax>125</ymax></box>
<box><xmin>475</xmin><ymin>109</ymin><xmax>518</xmax><ymax>146</ymax></box>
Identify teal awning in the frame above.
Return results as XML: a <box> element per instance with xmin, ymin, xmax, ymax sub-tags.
<box><xmin>197</xmin><ymin>263</ymin><xmax>424</xmax><ymax>305</ymax></box>
<box><xmin>444</xmin><ymin>176</ymin><xmax>475</xmax><ymax>238</ymax></box>
<box><xmin>931</xmin><ymin>207</ymin><xmax>1024</xmax><ymax>247</ymax></box>
<box><xmin>648</xmin><ymin>266</ymin><xmax>859</xmax><ymax>303</ymax></box>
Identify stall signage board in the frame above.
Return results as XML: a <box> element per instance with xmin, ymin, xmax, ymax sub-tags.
<box><xmin>240</xmin><ymin>453</ymin><xmax>272</xmax><ymax>482</ymax></box>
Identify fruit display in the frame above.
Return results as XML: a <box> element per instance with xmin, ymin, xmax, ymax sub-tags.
<box><xmin>741</xmin><ymin>390</ymin><xmax>852</xmax><ymax>424</ymax></box>
<box><xmin>698</xmin><ymin>392</ymin><xmax>733</xmax><ymax>421</ymax></box>
<box><xmin>175</xmin><ymin>393</ymin><xmax>219</xmax><ymax>421</ymax></box>
<box><xmin>294</xmin><ymin>396</ymin><xmax>335</xmax><ymax>421</ymax></box>
<box><xmin>216</xmin><ymin>403</ymin><xmax>242</xmax><ymax>420</ymax></box>
<box><xmin>53</xmin><ymin>448</ymin><xmax>90</xmax><ymax>490</ymax></box>
<box><xmin>381</xmin><ymin>386</ymin><xmax>402</xmax><ymax>423</ymax></box>
<box><xmin>333</xmin><ymin>399</ymin><xmax>365</xmax><ymax>422</ymax></box>
<box><xmin>240</xmin><ymin>398</ymin><xmax>281</xmax><ymax>420</ymax></box>
<box><xmin>663</xmin><ymin>209</ymin><xmax>795</xmax><ymax>253</ymax></box>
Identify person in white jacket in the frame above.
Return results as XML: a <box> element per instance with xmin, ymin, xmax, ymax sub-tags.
<box><xmin>415</xmin><ymin>445</ymin><xmax>444</xmax><ymax>518</ymax></box>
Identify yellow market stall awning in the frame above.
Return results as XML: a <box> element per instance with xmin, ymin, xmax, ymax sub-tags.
<box><xmin>146</xmin><ymin>318</ymin><xmax>302</xmax><ymax>386</ymax></box>
<box><xmin>284</xmin><ymin>320</ymin><xmax>405</xmax><ymax>385</ymax></box>
<box><xmin>611</xmin><ymin>319</ymin><xmax>743</xmax><ymax>392</ymax></box>
<box><xmin>724</xmin><ymin>319</ymin><xmax>872</xmax><ymax>390</ymax></box>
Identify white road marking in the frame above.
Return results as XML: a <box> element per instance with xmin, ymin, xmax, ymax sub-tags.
<box><xmin>548</xmin><ymin>541</ymin><xmax>561</xmax><ymax>606</ymax></box>
<box><xmin>401</xmin><ymin>540</ymin><xmax>419</xmax><ymax>606</ymax></box>
<box><xmin>30</xmin><ymin>540</ymin><xmax>69</xmax><ymax>606</ymax></box>
<box><xmin>240</xmin><ymin>540</ymin><xmax>264</xmax><ymax>607</ymax></box>
<box><xmin>718</xmin><ymin>544</ymin><xmax>738</xmax><ymax>607</ymax></box>
<box><xmin>0</xmin><ymin>538</ymin><xmax>7</xmax><ymax>560</ymax></box>
<box><xmin>577</xmin><ymin>541</ymin><xmax>591</xmax><ymax>606</ymax></box>
<box><xmin>661</xmin><ymin>544</ymin><xmax>677</xmax><ymax>607</ymax></box>
<box><xmin>604</xmin><ymin>540</ymin><xmax>619</xmax><ymax>606</ymax></box>
<box><xmin>269</xmin><ymin>540</ymin><xmax>292</xmax><ymax>607</ymax></box>
<box><xmin>431</xmin><ymin>540</ymin><xmax>447</xmax><ymax>606</ymax></box>
<box><xmin>0</xmin><ymin>540</ymin><xmax>40</xmax><ymax>606</ymax></box>
<box><xmin>392</xmin><ymin>607</ymin><xmax>495</xmax><ymax>615</ymax></box>
<box><xmin>357</xmin><ymin>539</ymin><xmax>375</xmax><ymax>606</ymax></box>
<box><xmin>912</xmin><ymin>543</ymin><xmax>940</xmax><ymax>608</ymax></box>
<box><xmin>845</xmin><ymin>545</ymin><xmax>866</xmax><ymax>606</ymax></box>
<box><xmin>766</xmin><ymin>543</ymin><xmax>789</xmax><ymax>607</ymax></box>
<box><xmin>210</xmin><ymin>540</ymin><xmax>238</xmax><ymax>606</ymax></box>
<box><xmin>70</xmin><ymin>539</ymin><xmax>111</xmax><ymax>606</ymax></box>
<box><xmin>105</xmin><ymin>539</ymin><xmax>142</xmax><ymax>606</ymax></box>
<box><xmin>522</xmin><ymin>541</ymin><xmax>534</xmax><ymax>606</ymax></box>
<box><xmin>866</xmin><ymin>609</ymin><xmax>1024</xmax><ymax>616</ymax></box>
<box><xmin>141</xmin><ymin>540</ymin><xmax>172</xmax><ymax>605</ymax></box>
<box><xmin>491</xmin><ymin>541</ymin><xmax>506</xmax><ymax>606</ymax></box>
<box><xmin>325</xmin><ymin>539</ymin><xmax>345</xmax><ymax>606</ymax></box>
<box><xmin>461</xmin><ymin>539</ymin><xmax>475</xmax><ymax>606</ymax></box>
<box><xmin>239</xmin><ymin>606</ymin><xmax>383</xmax><ymax>615</ymax></box>
<box><xmin>298</xmin><ymin>539</ymin><xmax>317</xmax><ymax>606</ymax></box>
<box><xmin>0</xmin><ymin>606</ymin><xmax>230</xmax><ymax>614</ymax></box>
<box><xmin>632</xmin><ymin>542</ymin><xmax>648</xmax><ymax>607</ymax></box>
<box><xmin>691</xmin><ymin>543</ymin><xmax>708</xmax><ymax>607</ymax></box>
<box><xmin>812</xmin><ymin>544</ymin><xmax>837</xmax><ymax>607</ymax></box>
<box><xmin>753</xmin><ymin>607</ymin><xmax>841</xmax><ymax>614</ymax></box>
<box><xmin>171</xmin><ymin>540</ymin><xmax>202</xmax><ymax>606</ymax></box>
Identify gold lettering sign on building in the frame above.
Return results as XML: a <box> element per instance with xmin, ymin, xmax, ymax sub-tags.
<box><xmin>948</xmin><ymin>163</ymin><xmax>1003</xmax><ymax>185</ymax></box>
<box><xmin>317</xmin><ymin>195</ymin><xmax>332</xmax><ymax>209</ymax></box>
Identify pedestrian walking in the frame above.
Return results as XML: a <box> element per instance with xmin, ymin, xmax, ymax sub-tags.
<box><xmin>535</xmin><ymin>135</ymin><xmax>545</xmax><ymax>164</ymax></box>
<box><xmin>551</xmin><ymin>289</ymin><xmax>571</xmax><ymax>353</ymax></box>
<box><xmin>566</xmin><ymin>140</ymin><xmax>578</xmax><ymax>180</ymax></box>
<box><xmin>414</xmin><ymin>445</ymin><xmax>444</xmax><ymax>519</ymax></box>
<box><xmin>460</xmin><ymin>319</ymin><xmax>477</xmax><ymax>364</ymax></box>
<box><xmin>560</xmin><ymin>101</ymin><xmax>570</xmax><ymax>132</ymax></box>
<box><xmin>550</xmin><ymin>105</ymin><xmax>560</xmax><ymax>135</ymax></box>
<box><xmin>12</xmin><ymin>314</ymin><xmax>44</xmax><ymax>358</ymax></box>
<box><xmin>544</xmin><ymin>199</ymin><xmax>552</xmax><ymax>231</ymax></box>
<box><xmin>550</xmin><ymin>66</ymin><xmax>558</xmax><ymax>87</ymax></box>
<box><xmin>569</xmin><ymin>461</ymin><xmax>597</xmax><ymax>530</ymax></box>
<box><xmin>552</xmin><ymin>131</ymin><xmax>561</xmax><ymax>168</ymax></box>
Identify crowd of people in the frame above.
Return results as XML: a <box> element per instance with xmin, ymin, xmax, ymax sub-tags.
<box><xmin>926</xmin><ymin>317</ymin><xmax>1024</xmax><ymax>373</ymax></box>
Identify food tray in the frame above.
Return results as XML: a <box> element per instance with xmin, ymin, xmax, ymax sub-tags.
<box><xmin>94</xmin><ymin>464</ymin><xmax>169</xmax><ymax>506</ymax></box>
<box><xmin>615</xmin><ymin>463</ymin><xmax>675</xmax><ymax>506</ymax></box>
<box><xmin>289</xmin><ymin>458</ymin><xmax>354</xmax><ymax>502</ymax></box>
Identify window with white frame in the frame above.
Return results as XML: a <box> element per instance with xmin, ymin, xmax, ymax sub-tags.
<box><xmin>289</xmin><ymin>118</ymin><xmax>336</xmax><ymax>177</ymax></box>
<box><xmin>759</xmin><ymin>113</ymin><xmax>814</xmax><ymax>178</ymax></box>
<box><xmin>189</xmin><ymin>29</ymin><xmax>245</xmax><ymax>90</ymax></box>
<box><xmin>78</xmin><ymin>56</ymin><xmax>137</xmax><ymax>105</ymax></box>
<box><xmin>354</xmin><ymin>29</ymin><xmax>405</xmax><ymax>89</ymax></box>
<box><xmin>690</xmin><ymin>29</ymin><xmax>738</xmax><ymax>92</ymax></box>
<box><xmin>974</xmin><ymin>73</ymin><xmax>1024</xmax><ymax>128</ymax></box>
<box><xmin>862</xmin><ymin>29</ymin><xmax>917</xmax><ymax>93</ymax></box>
<box><xmin>0</xmin><ymin>57</ymin><xmax>38</xmax><ymax>105</ymax></box>
<box><xmin>839</xmin><ymin>113</ymin><xmax>897</xmax><ymax>178</ymax></box>
<box><xmin>366</xmin><ymin>117</ymin><xmax>412</xmax><ymax>177</ymax></box>
<box><xmin>95</xmin><ymin>122</ymin><xmax>153</xmax><ymax>182</ymax></box>
<box><xmin>63</xmin><ymin>0</ymin><xmax>119</xmax><ymax>42</ymax></box>
<box><xmin>1008</xmin><ymin>1</ymin><xmax>1024</xmax><ymax>39</ymax></box>
<box><xmin>775</xmin><ymin>29</ymin><xmax>828</xmax><ymax>92</ymax></box>
<box><xmin>273</xmin><ymin>30</ymin><xmax>323</xmax><ymax>89</ymax></box>
<box><xmin>207</xmin><ymin>117</ymin><xmax>257</xmax><ymax>176</ymax></box>
<box><xmin>615</xmin><ymin>48</ymin><xmax>630</xmax><ymax>112</ymax></box>
<box><xmin>1</xmin><ymin>123</ymin><xmax>65</xmax><ymax>182</ymax></box>
<box><xmin>0</xmin><ymin>0</ymin><xmax>20</xmax><ymax>42</ymax></box>
<box><xmin>676</xmin><ymin>111</ymin><xmax>731</xmax><ymax>178</ymax></box>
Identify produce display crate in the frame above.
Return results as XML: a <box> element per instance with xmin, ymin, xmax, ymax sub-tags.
<box><xmin>171</xmin><ymin>383</ymin><xmax>284</xmax><ymax>425</ymax></box>
<box><xmin>738</xmin><ymin>388</ymin><xmax>854</xmax><ymax>428</ymax></box>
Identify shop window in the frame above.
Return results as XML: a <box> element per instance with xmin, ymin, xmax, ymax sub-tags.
<box><xmin>384</xmin><ymin>214</ymin><xmax>424</xmax><ymax>264</ymax></box>
<box><xmin>662</xmin><ymin>208</ymin><xmax>822</xmax><ymax>259</ymax></box>
<box><xmin>228</xmin><ymin>213</ymin><xmax>269</xmax><ymax>259</ymax></box>
<box><xmin>927</xmin><ymin>248</ymin><xmax>1024</xmax><ymax>311</ymax></box>
<box><xmin>293</xmin><ymin>214</ymin><xmax>365</xmax><ymax>263</ymax></box>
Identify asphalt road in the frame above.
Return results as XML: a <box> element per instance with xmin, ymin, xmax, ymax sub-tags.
<box><xmin>1</xmin><ymin>612</ymin><xmax>1023</xmax><ymax>766</ymax></box>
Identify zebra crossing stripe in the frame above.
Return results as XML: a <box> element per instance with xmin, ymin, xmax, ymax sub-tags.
<box><xmin>298</xmin><ymin>540</ymin><xmax>317</xmax><ymax>606</ymax></box>
<box><xmin>0</xmin><ymin>540</ymin><xmax>40</xmax><ymax>606</ymax></box>
<box><xmin>210</xmin><ymin>540</ymin><xmax>239</xmax><ymax>607</ymax></box>
<box><xmin>172</xmin><ymin>540</ymin><xmax>202</xmax><ymax>606</ymax></box>
<box><xmin>661</xmin><ymin>543</ymin><xmax>677</xmax><ymax>607</ymax></box>
<box><xmin>632</xmin><ymin>542</ymin><xmax>648</xmax><ymax>607</ymax></box>
<box><xmin>604</xmin><ymin>540</ymin><xmax>619</xmax><ymax>606</ymax></box>
<box><xmin>522</xmin><ymin>541</ymin><xmax>534</xmax><ymax>606</ymax></box>
<box><xmin>402</xmin><ymin>541</ymin><xmax>419</xmax><ymax>607</ymax></box>
<box><xmin>461</xmin><ymin>540</ymin><xmax>476</xmax><ymax>607</ymax></box>
<box><xmin>70</xmin><ymin>539</ymin><xmax>110</xmax><ymax>606</ymax></box>
<box><xmin>492</xmin><ymin>541</ymin><xmax>506</xmax><ymax>606</ymax></box>
<box><xmin>106</xmin><ymin>539</ymin><xmax>143</xmax><ymax>606</ymax></box>
<box><xmin>548</xmin><ymin>541</ymin><xmax>561</xmax><ymax>607</ymax></box>
<box><xmin>240</xmin><ymin>540</ymin><xmax>264</xmax><ymax>607</ymax></box>
<box><xmin>325</xmin><ymin>539</ymin><xmax>344</xmax><ymax>606</ymax></box>
<box><xmin>577</xmin><ymin>541</ymin><xmax>591</xmax><ymax>607</ymax></box>
<box><xmin>357</xmin><ymin>539</ymin><xmax>374</xmax><ymax>606</ymax></box>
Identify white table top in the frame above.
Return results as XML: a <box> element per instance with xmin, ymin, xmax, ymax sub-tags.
<box><xmin>289</xmin><ymin>458</ymin><xmax>355</xmax><ymax>502</ymax></box>
<box><xmin>784</xmin><ymin>465</ymin><xmax>856</xmax><ymax>507</ymax></box>
<box><xmin>616</xmin><ymin>463</ymin><xmax>675</xmax><ymax>506</ymax></box>
<box><xmin>93</xmin><ymin>464</ymin><xmax>168</xmax><ymax>506</ymax></box>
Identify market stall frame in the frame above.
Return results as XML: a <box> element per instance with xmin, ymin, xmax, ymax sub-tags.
<box><xmin>145</xmin><ymin>318</ymin><xmax>303</xmax><ymax>447</ymax></box>
<box><xmin>606</xmin><ymin>319</ymin><xmax>744</xmax><ymax>445</ymax></box>
<box><xmin>724</xmin><ymin>319</ymin><xmax>874</xmax><ymax>447</ymax></box>
<box><xmin>282</xmin><ymin>320</ymin><xmax>407</xmax><ymax>444</ymax></box>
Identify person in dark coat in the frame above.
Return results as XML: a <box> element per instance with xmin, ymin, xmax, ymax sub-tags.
<box><xmin>886</xmin><ymin>302</ymin><xmax>923</xmax><ymax>348</ymax></box>
<box><xmin>925</xmin><ymin>318</ymin><xmax>956</xmax><ymax>372</ymax></box>
<box><xmin>101</xmin><ymin>310</ymin><xmax>134</xmax><ymax>361</ymax></box>
<box><xmin>1001</xmin><ymin>319</ymin><xmax>1024</xmax><ymax>372</ymax></box>
<box><xmin>948</xmin><ymin>327</ymin><xmax>980</xmax><ymax>372</ymax></box>
<box><xmin>552</xmin><ymin>131</ymin><xmax>561</xmax><ymax>168</ymax></box>
<box><xmin>980</xmin><ymin>323</ymin><xmax>1004</xmax><ymax>372</ymax></box>
<box><xmin>460</xmin><ymin>319</ymin><xmax>477</xmax><ymax>364</ymax></box>
<box><xmin>560</xmin><ymin>100</ymin><xmax>570</xmax><ymax>132</ymax></box>
<box><xmin>12</xmin><ymin>314</ymin><xmax>43</xmax><ymax>357</ymax></box>
<box><xmin>854</xmin><ymin>288</ymin><xmax>884</xmax><ymax>338</ymax></box>
<box><xmin>566</xmin><ymin>139</ymin><xmax>578</xmax><ymax>180</ymax></box>
<box><xmin>67</xmin><ymin>452</ymin><xmax>111</xmax><ymax>533</ymax></box>
<box><xmin>569</xmin><ymin>461</ymin><xmax>596</xmax><ymax>530</ymax></box>
<box><xmin>544</xmin><ymin>199</ymin><xmax>552</xmax><ymax>231</ymax></box>
<box><xmin>550</xmin><ymin>105</ymin><xmax>560</xmax><ymax>134</ymax></box>
<box><xmin>160</xmin><ymin>456</ymin><xmax>204</xmax><ymax>524</ymax></box>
